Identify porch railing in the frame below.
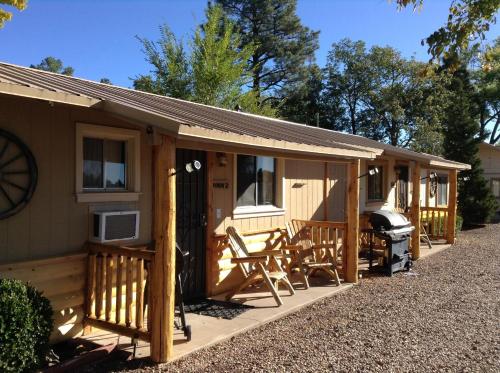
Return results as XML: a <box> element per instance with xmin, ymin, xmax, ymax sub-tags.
<box><xmin>420</xmin><ymin>207</ymin><xmax>449</xmax><ymax>241</ymax></box>
<box><xmin>291</xmin><ymin>219</ymin><xmax>347</xmax><ymax>271</ymax></box>
<box><xmin>84</xmin><ymin>242</ymin><xmax>154</xmax><ymax>341</ymax></box>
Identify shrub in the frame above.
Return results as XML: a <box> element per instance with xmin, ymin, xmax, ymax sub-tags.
<box><xmin>456</xmin><ymin>215</ymin><xmax>463</xmax><ymax>232</ymax></box>
<box><xmin>0</xmin><ymin>279</ymin><xmax>53</xmax><ymax>372</ymax></box>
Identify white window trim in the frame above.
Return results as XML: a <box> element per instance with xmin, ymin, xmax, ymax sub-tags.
<box><xmin>76</xmin><ymin>123</ymin><xmax>141</xmax><ymax>203</ymax></box>
<box><xmin>232</xmin><ymin>154</ymin><xmax>285</xmax><ymax>219</ymax></box>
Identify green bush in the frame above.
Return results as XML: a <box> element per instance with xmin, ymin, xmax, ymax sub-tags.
<box><xmin>0</xmin><ymin>279</ymin><xmax>53</xmax><ymax>372</ymax></box>
<box><xmin>456</xmin><ymin>215</ymin><xmax>463</xmax><ymax>232</ymax></box>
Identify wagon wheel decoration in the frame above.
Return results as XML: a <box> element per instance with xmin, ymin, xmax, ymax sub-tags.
<box><xmin>0</xmin><ymin>129</ymin><xmax>38</xmax><ymax>219</ymax></box>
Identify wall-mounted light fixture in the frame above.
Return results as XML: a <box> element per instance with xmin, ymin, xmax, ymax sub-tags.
<box><xmin>420</xmin><ymin>171</ymin><xmax>437</xmax><ymax>181</ymax></box>
<box><xmin>359</xmin><ymin>167</ymin><xmax>379</xmax><ymax>179</ymax></box>
<box><xmin>185</xmin><ymin>160</ymin><xmax>202</xmax><ymax>173</ymax></box>
<box><xmin>170</xmin><ymin>160</ymin><xmax>202</xmax><ymax>176</ymax></box>
<box><xmin>216</xmin><ymin>152</ymin><xmax>228</xmax><ymax>167</ymax></box>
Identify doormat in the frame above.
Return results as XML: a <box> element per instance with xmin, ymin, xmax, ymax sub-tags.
<box><xmin>183</xmin><ymin>299</ymin><xmax>254</xmax><ymax>320</ymax></box>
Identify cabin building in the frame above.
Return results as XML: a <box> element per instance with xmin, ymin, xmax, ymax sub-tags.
<box><xmin>478</xmin><ymin>142</ymin><xmax>500</xmax><ymax>212</ymax></box>
<box><xmin>0</xmin><ymin>63</ymin><xmax>469</xmax><ymax>362</ymax></box>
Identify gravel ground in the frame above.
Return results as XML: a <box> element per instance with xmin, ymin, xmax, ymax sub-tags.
<box><xmin>87</xmin><ymin>224</ymin><xmax>500</xmax><ymax>373</ymax></box>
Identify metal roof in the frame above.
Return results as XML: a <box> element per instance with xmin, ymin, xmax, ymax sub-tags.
<box><xmin>0</xmin><ymin>62</ymin><xmax>470</xmax><ymax>169</ymax></box>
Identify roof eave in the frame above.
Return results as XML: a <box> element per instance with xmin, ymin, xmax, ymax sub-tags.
<box><xmin>0</xmin><ymin>80</ymin><xmax>101</xmax><ymax>107</ymax></box>
<box><xmin>428</xmin><ymin>160</ymin><xmax>471</xmax><ymax>170</ymax></box>
<box><xmin>176</xmin><ymin>125</ymin><xmax>376</xmax><ymax>160</ymax></box>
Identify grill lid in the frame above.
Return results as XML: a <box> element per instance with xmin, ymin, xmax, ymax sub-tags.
<box><xmin>369</xmin><ymin>210</ymin><xmax>412</xmax><ymax>231</ymax></box>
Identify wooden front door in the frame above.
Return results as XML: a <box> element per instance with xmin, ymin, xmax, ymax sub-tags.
<box><xmin>395</xmin><ymin>165</ymin><xmax>409</xmax><ymax>211</ymax></box>
<box><xmin>176</xmin><ymin>148</ymin><xmax>207</xmax><ymax>300</ymax></box>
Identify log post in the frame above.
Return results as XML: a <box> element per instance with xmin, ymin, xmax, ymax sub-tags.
<box><xmin>446</xmin><ymin>169</ymin><xmax>458</xmax><ymax>244</ymax></box>
<box><xmin>150</xmin><ymin>135</ymin><xmax>176</xmax><ymax>363</ymax></box>
<box><xmin>345</xmin><ymin>159</ymin><xmax>359</xmax><ymax>283</ymax></box>
<box><xmin>411</xmin><ymin>162</ymin><xmax>421</xmax><ymax>260</ymax></box>
<box><xmin>323</xmin><ymin>162</ymin><xmax>329</xmax><ymax>220</ymax></box>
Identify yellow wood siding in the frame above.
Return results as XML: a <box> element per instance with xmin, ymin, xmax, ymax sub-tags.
<box><xmin>0</xmin><ymin>254</ymin><xmax>87</xmax><ymax>343</ymax></box>
<box><xmin>208</xmin><ymin>154</ymin><xmax>347</xmax><ymax>295</ymax></box>
<box><xmin>0</xmin><ymin>95</ymin><xmax>153</xmax><ymax>264</ymax></box>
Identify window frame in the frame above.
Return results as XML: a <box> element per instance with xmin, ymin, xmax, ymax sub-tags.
<box><xmin>233</xmin><ymin>154</ymin><xmax>285</xmax><ymax>219</ymax></box>
<box><xmin>76</xmin><ymin>123</ymin><xmax>141</xmax><ymax>203</ymax></box>
<box><xmin>365</xmin><ymin>161</ymin><xmax>387</xmax><ymax>203</ymax></box>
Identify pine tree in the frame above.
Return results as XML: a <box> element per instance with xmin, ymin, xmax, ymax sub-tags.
<box><xmin>278</xmin><ymin>64</ymin><xmax>327</xmax><ymax>126</ymax></box>
<box><xmin>442</xmin><ymin>62</ymin><xmax>498</xmax><ymax>224</ymax></box>
<box><xmin>216</xmin><ymin>0</ymin><xmax>319</xmax><ymax>103</ymax></box>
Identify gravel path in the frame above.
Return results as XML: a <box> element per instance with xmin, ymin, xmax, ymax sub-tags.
<box><xmin>90</xmin><ymin>224</ymin><xmax>500</xmax><ymax>372</ymax></box>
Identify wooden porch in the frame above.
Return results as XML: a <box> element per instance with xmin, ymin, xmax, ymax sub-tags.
<box><xmin>82</xmin><ymin>218</ymin><xmax>357</xmax><ymax>358</ymax></box>
<box><xmin>82</xmin><ymin>275</ymin><xmax>353</xmax><ymax>362</ymax></box>
<box><xmin>81</xmin><ymin>139</ymin><xmax>460</xmax><ymax>364</ymax></box>
<box><xmin>79</xmin><ymin>239</ymin><xmax>452</xmax><ymax>362</ymax></box>
<box><xmin>80</xmin><ymin>135</ymin><xmax>362</xmax><ymax>363</ymax></box>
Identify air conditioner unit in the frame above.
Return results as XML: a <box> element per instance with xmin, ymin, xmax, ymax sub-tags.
<box><xmin>92</xmin><ymin>211</ymin><xmax>140</xmax><ymax>243</ymax></box>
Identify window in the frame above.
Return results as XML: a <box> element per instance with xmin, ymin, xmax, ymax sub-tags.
<box><xmin>491</xmin><ymin>179</ymin><xmax>500</xmax><ymax>198</ymax></box>
<box><xmin>367</xmin><ymin>165</ymin><xmax>384</xmax><ymax>201</ymax></box>
<box><xmin>236</xmin><ymin>155</ymin><xmax>275</xmax><ymax>207</ymax></box>
<box><xmin>437</xmin><ymin>175</ymin><xmax>448</xmax><ymax>206</ymax></box>
<box><xmin>76</xmin><ymin>123</ymin><xmax>141</xmax><ymax>202</ymax></box>
<box><xmin>83</xmin><ymin>138</ymin><xmax>126</xmax><ymax>190</ymax></box>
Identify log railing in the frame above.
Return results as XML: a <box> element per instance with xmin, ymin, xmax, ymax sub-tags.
<box><xmin>291</xmin><ymin>219</ymin><xmax>347</xmax><ymax>272</ymax></box>
<box><xmin>420</xmin><ymin>207</ymin><xmax>449</xmax><ymax>241</ymax></box>
<box><xmin>84</xmin><ymin>242</ymin><xmax>155</xmax><ymax>341</ymax></box>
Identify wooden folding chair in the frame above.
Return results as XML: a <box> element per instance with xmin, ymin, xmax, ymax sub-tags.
<box><xmin>225</xmin><ymin>226</ymin><xmax>295</xmax><ymax>307</ymax></box>
<box><xmin>420</xmin><ymin>222</ymin><xmax>432</xmax><ymax>249</ymax></box>
<box><xmin>282</xmin><ymin>222</ymin><xmax>341</xmax><ymax>289</ymax></box>
<box><xmin>395</xmin><ymin>208</ymin><xmax>432</xmax><ymax>249</ymax></box>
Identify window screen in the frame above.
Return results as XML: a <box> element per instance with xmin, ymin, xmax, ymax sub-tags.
<box><xmin>83</xmin><ymin>138</ymin><xmax>104</xmax><ymax>188</ymax></box>
<box><xmin>492</xmin><ymin>179</ymin><xmax>500</xmax><ymax>198</ymax></box>
<box><xmin>83</xmin><ymin>137</ymin><xmax>126</xmax><ymax>189</ymax></box>
<box><xmin>236</xmin><ymin>155</ymin><xmax>256</xmax><ymax>206</ymax></box>
<box><xmin>367</xmin><ymin>165</ymin><xmax>384</xmax><ymax>200</ymax></box>
<box><xmin>257</xmin><ymin>156</ymin><xmax>275</xmax><ymax>205</ymax></box>
<box><xmin>104</xmin><ymin>140</ymin><xmax>126</xmax><ymax>188</ymax></box>
<box><xmin>236</xmin><ymin>155</ymin><xmax>275</xmax><ymax>207</ymax></box>
<box><xmin>437</xmin><ymin>175</ymin><xmax>448</xmax><ymax>205</ymax></box>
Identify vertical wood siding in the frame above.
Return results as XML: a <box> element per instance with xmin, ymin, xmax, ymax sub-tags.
<box><xmin>0</xmin><ymin>95</ymin><xmax>152</xmax><ymax>264</ymax></box>
<box><xmin>208</xmin><ymin>154</ymin><xmax>348</xmax><ymax>295</ymax></box>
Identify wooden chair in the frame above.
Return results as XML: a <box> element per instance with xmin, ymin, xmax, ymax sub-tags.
<box><xmin>420</xmin><ymin>221</ymin><xmax>432</xmax><ymax>249</ymax></box>
<box><xmin>393</xmin><ymin>207</ymin><xmax>431</xmax><ymax>249</ymax></box>
<box><xmin>281</xmin><ymin>222</ymin><xmax>341</xmax><ymax>289</ymax></box>
<box><xmin>225</xmin><ymin>226</ymin><xmax>295</xmax><ymax>307</ymax></box>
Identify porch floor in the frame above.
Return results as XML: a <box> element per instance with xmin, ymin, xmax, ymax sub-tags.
<box><xmin>80</xmin><ymin>242</ymin><xmax>450</xmax><ymax>363</ymax></box>
<box><xmin>82</xmin><ymin>276</ymin><xmax>352</xmax><ymax>362</ymax></box>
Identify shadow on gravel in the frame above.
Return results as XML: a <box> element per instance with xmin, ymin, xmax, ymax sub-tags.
<box><xmin>461</xmin><ymin>223</ymin><xmax>487</xmax><ymax>231</ymax></box>
<box><xmin>76</xmin><ymin>354</ymin><xmax>155</xmax><ymax>373</ymax></box>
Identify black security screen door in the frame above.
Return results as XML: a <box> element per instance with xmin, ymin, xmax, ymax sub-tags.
<box><xmin>176</xmin><ymin>149</ymin><xmax>207</xmax><ymax>300</ymax></box>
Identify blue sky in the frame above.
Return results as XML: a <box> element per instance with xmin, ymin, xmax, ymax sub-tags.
<box><xmin>0</xmin><ymin>0</ymin><xmax>498</xmax><ymax>87</ymax></box>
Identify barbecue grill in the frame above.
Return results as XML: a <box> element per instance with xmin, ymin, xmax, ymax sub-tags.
<box><xmin>367</xmin><ymin>210</ymin><xmax>415</xmax><ymax>276</ymax></box>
